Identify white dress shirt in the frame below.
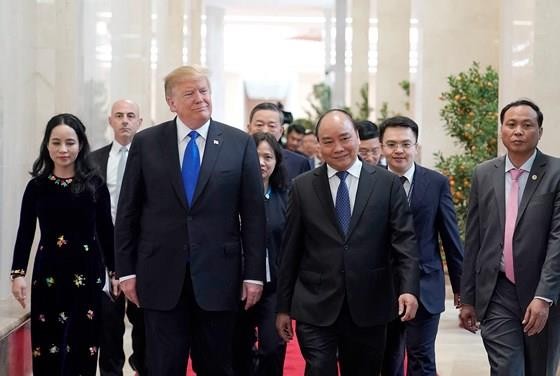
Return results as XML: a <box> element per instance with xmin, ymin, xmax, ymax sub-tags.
<box><xmin>107</xmin><ymin>141</ymin><xmax>130</xmax><ymax>224</ymax></box>
<box><xmin>177</xmin><ymin>117</ymin><xmax>210</xmax><ymax>167</ymax></box>
<box><xmin>326</xmin><ymin>158</ymin><xmax>363</xmax><ymax>213</ymax></box>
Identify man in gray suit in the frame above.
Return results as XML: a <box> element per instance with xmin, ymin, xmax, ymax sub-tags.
<box><xmin>460</xmin><ymin>99</ymin><xmax>560</xmax><ymax>375</ymax></box>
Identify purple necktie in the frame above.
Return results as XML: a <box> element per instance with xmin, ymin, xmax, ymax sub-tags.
<box><xmin>503</xmin><ymin>168</ymin><xmax>523</xmax><ymax>283</ymax></box>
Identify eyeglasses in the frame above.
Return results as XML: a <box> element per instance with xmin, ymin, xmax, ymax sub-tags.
<box><xmin>382</xmin><ymin>142</ymin><xmax>417</xmax><ymax>150</ymax></box>
<box><xmin>358</xmin><ymin>148</ymin><xmax>381</xmax><ymax>156</ymax></box>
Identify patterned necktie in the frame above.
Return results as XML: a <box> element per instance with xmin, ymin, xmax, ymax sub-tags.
<box><xmin>503</xmin><ymin>168</ymin><xmax>523</xmax><ymax>283</ymax></box>
<box><xmin>115</xmin><ymin>146</ymin><xmax>128</xmax><ymax>204</ymax></box>
<box><xmin>399</xmin><ymin>175</ymin><xmax>407</xmax><ymax>185</ymax></box>
<box><xmin>182</xmin><ymin>131</ymin><xmax>200</xmax><ymax>205</ymax></box>
<box><xmin>335</xmin><ymin>171</ymin><xmax>351</xmax><ymax>236</ymax></box>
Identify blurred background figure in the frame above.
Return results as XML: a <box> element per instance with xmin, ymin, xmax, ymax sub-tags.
<box><xmin>300</xmin><ymin>131</ymin><xmax>322</xmax><ymax>168</ymax></box>
<box><xmin>356</xmin><ymin>120</ymin><xmax>382</xmax><ymax>166</ymax></box>
<box><xmin>284</xmin><ymin>123</ymin><xmax>306</xmax><ymax>153</ymax></box>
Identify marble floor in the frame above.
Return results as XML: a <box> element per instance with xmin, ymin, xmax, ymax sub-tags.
<box><xmin>111</xmin><ymin>298</ymin><xmax>491</xmax><ymax>376</ymax></box>
<box><xmin>0</xmin><ymin>292</ymin><xmax>521</xmax><ymax>376</ymax></box>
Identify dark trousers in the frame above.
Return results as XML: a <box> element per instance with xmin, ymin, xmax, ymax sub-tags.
<box><xmin>481</xmin><ymin>273</ymin><xmax>560</xmax><ymax>376</ymax></box>
<box><xmin>381</xmin><ymin>303</ymin><xmax>440</xmax><ymax>376</ymax></box>
<box><xmin>381</xmin><ymin>318</ymin><xmax>406</xmax><ymax>376</ymax></box>
<box><xmin>99</xmin><ymin>293</ymin><xmax>146</xmax><ymax>376</ymax></box>
<box><xmin>143</xmin><ymin>272</ymin><xmax>236</xmax><ymax>376</ymax></box>
<box><xmin>295</xmin><ymin>300</ymin><xmax>386</xmax><ymax>376</ymax></box>
<box><xmin>233</xmin><ymin>289</ymin><xmax>286</xmax><ymax>376</ymax></box>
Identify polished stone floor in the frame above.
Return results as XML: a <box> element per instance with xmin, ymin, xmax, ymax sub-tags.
<box><xmin>0</xmin><ymin>292</ymin><xmax>536</xmax><ymax>376</ymax></box>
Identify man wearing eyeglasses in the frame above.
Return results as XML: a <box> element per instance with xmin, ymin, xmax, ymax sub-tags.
<box><xmin>379</xmin><ymin>116</ymin><xmax>464</xmax><ymax>376</ymax></box>
<box><xmin>356</xmin><ymin>120</ymin><xmax>382</xmax><ymax>166</ymax></box>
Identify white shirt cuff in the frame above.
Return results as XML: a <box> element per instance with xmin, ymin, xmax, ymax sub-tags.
<box><xmin>119</xmin><ymin>274</ymin><xmax>136</xmax><ymax>282</ymax></box>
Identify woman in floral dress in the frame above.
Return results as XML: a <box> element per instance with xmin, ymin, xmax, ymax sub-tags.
<box><xmin>10</xmin><ymin>113</ymin><xmax>116</xmax><ymax>375</ymax></box>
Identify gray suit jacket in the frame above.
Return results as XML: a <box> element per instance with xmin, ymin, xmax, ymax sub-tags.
<box><xmin>461</xmin><ymin>150</ymin><xmax>560</xmax><ymax>319</ymax></box>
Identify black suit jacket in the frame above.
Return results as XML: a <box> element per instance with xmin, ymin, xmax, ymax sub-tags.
<box><xmin>277</xmin><ymin>162</ymin><xmax>419</xmax><ymax>327</ymax></box>
<box><xmin>115</xmin><ymin>119</ymin><xmax>266</xmax><ymax>311</ymax></box>
<box><xmin>282</xmin><ymin>149</ymin><xmax>311</xmax><ymax>183</ymax></box>
<box><xmin>264</xmin><ymin>188</ymin><xmax>287</xmax><ymax>291</ymax></box>
<box><xmin>409</xmin><ymin>164</ymin><xmax>463</xmax><ymax>314</ymax></box>
<box><xmin>90</xmin><ymin>144</ymin><xmax>111</xmax><ymax>180</ymax></box>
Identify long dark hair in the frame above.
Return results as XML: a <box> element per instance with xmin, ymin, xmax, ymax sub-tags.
<box><xmin>32</xmin><ymin>113</ymin><xmax>97</xmax><ymax>194</ymax></box>
<box><xmin>252</xmin><ymin>132</ymin><xmax>288</xmax><ymax>192</ymax></box>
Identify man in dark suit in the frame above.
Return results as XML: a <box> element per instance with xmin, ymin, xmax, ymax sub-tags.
<box><xmin>285</xmin><ymin>123</ymin><xmax>306</xmax><ymax>153</ymax></box>
<box><xmin>460</xmin><ymin>99</ymin><xmax>560</xmax><ymax>375</ymax></box>
<box><xmin>379</xmin><ymin>116</ymin><xmax>464</xmax><ymax>376</ymax></box>
<box><xmin>356</xmin><ymin>120</ymin><xmax>382</xmax><ymax>166</ymax></box>
<box><xmin>90</xmin><ymin>99</ymin><xmax>146</xmax><ymax>375</ymax></box>
<box><xmin>276</xmin><ymin>109</ymin><xmax>420</xmax><ymax>376</ymax></box>
<box><xmin>115</xmin><ymin>65</ymin><xmax>266</xmax><ymax>376</ymax></box>
<box><xmin>246</xmin><ymin>102</ymin><xmax>310</xmax><ymax>183</ymax></box>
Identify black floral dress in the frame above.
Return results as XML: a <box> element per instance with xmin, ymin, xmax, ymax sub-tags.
<box><xmin>10</xmin><ymin>174</ymin><xmax>114</xmax><ymax>376</ymax></box>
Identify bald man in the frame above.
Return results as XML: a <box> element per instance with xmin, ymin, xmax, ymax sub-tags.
<box><xmin>90</xmin><ymin>99</ymin><xmax>146</xmax><ymax>375</ymax></box>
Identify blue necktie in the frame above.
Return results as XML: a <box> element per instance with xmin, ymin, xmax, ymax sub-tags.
<box><xmin>182</xmin><ymin>131</ymin><xmax>200</xmax><ymax>205</ymax></box>
<box><xmin>335</xmin><ymin>171</ymin><xmax>351</xmax><ymax>236</ymax></box>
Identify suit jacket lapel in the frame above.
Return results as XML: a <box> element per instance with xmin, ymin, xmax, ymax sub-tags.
<box><xmin>347</xmin><ymin>164</ymin><xmax>376</xmax><ymax>238</ymax></box>
<box><xmin>517</xmin><ymin>151</ymin><xmax>546</xmax><ymax>226</ymax></box>
<box><xmin>192</xmin><ymin>120</ymin><xmax>223</xmax><ymax>205</ymax></box>
<box><xmin>312</xmin><ymin>164</ymin><xmax>343</xmax><ymax>239</ymax></box>
<box><xmin>99</xmin><ymin>145</ymin><xmax>110</xmax><ymax>179</ymax></box>
<box><xmin>159</xmin><ymin>120</ymin><xmax>189</xmax><ymax>211</ymax></box>
<box><xmin>492</xmin><ymin>156</ymin><xmax>506</xmax><ymax>232</ymax></box>
<box><xmin>410</xmin><ymin>163</ymin><xmax>428</xmax><ymax>210</ymax></box>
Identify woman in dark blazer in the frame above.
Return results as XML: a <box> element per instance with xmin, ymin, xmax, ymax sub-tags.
<box><xmin>234</xmin><ymin>132</ymin><xmax>289</xmax><ymax>376</ymax></box>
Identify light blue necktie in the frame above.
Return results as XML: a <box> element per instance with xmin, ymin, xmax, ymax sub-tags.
<box><xmin>335</xmin><ymin>171</ymin><xmax>351</xmax><ymax>236</ymax></box>
<box><xmin>182</xmin><ymin>131</ymin><xmax>200</xmax><ymax>205</ymax></box>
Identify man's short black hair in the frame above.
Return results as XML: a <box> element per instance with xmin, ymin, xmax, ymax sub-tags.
<box><xmin>379</xmin><ymin>116</ymin><xmax>419</xmax><ymax>142</ymax></box>
<box><xmin>500</xmin><ymin>99</ymin><xmax>543</xmax><ymax>127</ymax></box>
<box><xmin>287</xmin><ymin>123</ymin><xmax>306</xmax><ymax>136</ymax></box>
<box><xmin>356</xmin><ymin>120</ymin><xmax>379</xmax><ymax>141</ymax></box>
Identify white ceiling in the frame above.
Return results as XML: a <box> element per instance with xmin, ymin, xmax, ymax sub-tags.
<box><xmin>205</xmin><ymin>0</ymin><xmax>334</xmax><ymax>13</ymax></box>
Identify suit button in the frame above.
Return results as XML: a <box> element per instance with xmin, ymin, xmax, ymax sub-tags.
<box><xmin>343</xmin><ymin>245</ymin><xmax>349</xmax><ymax>251</ymax></box>
<box><xmin>187</xmin><ymin>216</ymin><xmax>193</xmax><ymax>221</ymax></box>
<box><xmin>340</xmin><ymin>270</ymin><xmax>345</xmax><ymax>274</ymax></box>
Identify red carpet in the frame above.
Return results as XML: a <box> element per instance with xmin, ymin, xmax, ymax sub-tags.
<box><xmin>186</xmin><ymin>333</ymin><xmax>306</xmax><ymax>375</ymax></box>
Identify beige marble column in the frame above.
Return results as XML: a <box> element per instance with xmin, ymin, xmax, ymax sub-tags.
<box><xmin>499</xmin><ymin>0</ymin><xmax>560</xmax><ymax>156</ymax></box>
<box><xmin>333</xmin><ymin>0</ymin><xmax>347</xmax><ymax>107</ymax></box>
<box><xmin>188</xmin><ymin>0</ymin><xmax>203</xmax><ymax>65</ymax></box>
<box><xmin>35</xmin><ymin>0</ymin><xmax>84</xmax><ymax>120</ymax></box>
<box><xmin>350</xmin><ymin>0</ymin><xmax>370</xmax><ymax>115</ymax></box>
<box><xmin>206</xmin><ymin>6</ymin><xmax>225</xmax><ymax>120</ymax></box>
<box><xmin>155</xmin><ymin>0</ymin><xmax>185</xmax><ymax>123</ymax></box>
<box><xmin>0</xmin><ymin>0</ymin><xmax>35</xmax><ymax>299</ymax></box>
<box><xmin>414</xmin><ymin>0</ymin><xmax>499</xmax><ymax>168</ymax></box>
<box><xmin>376</xmin><ymin>0</ymin><xmax>410</xmax><ymax>118</ymax></box>
<box><xmin>110</xmin><ymin>0</ymin><xmax>151</xmax><ymax>123</ymax></box>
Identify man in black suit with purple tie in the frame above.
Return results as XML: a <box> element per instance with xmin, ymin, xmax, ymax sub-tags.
<box><xmin>115</xmin><ymin>65</ymin><xmax>266</xmax><ymax>376</ymax></box>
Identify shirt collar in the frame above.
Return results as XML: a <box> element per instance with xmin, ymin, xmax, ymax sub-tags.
<box><xmin>176</xmin><ymin>117</ymin><xmax>211</xmax><ymax>143</ymax></box>
<box><xmin>326</xmin><ymin>158</ymin><xmax>362</xmax><ymax>179</ymax></box>
<box><xmin>388</xmin><ymin>163</ymin><xmax>415</xmax><ymax>183</ymax></box>
<box><xmin>505</xmin><ymin>150</ymin><xmax>537</xmax><ymax>173</ymax></box>
<box><xmin>110</xmin><ymin>140</ymin><xmax>130</xmax><ymax>155</ymax></box>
